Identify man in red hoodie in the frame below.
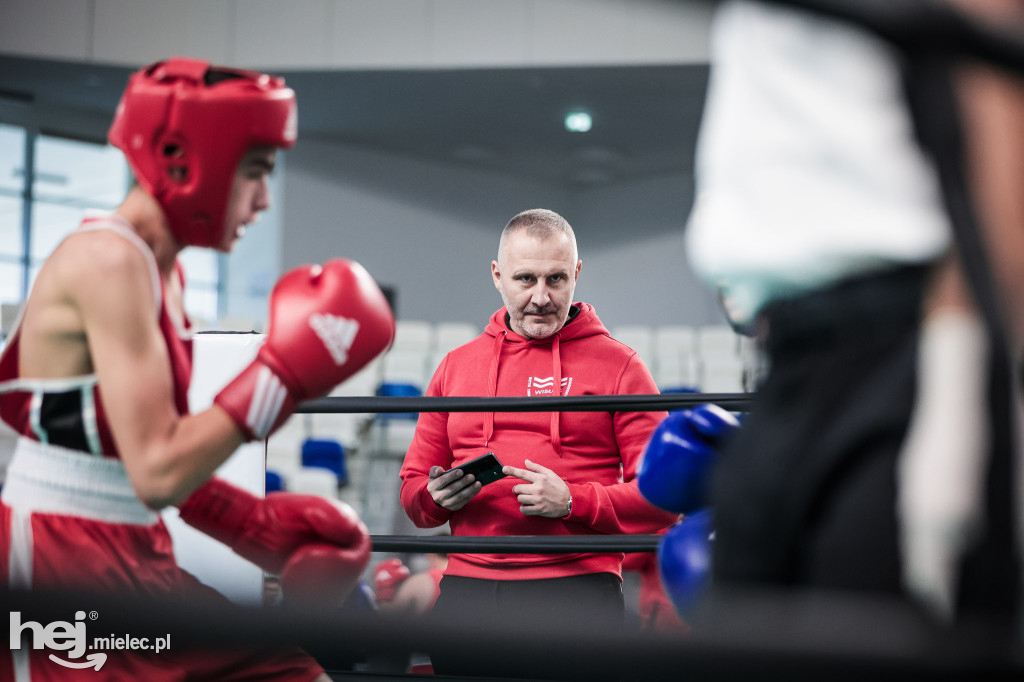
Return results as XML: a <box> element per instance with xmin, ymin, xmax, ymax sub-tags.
<box><xmin>399</xmin><ymin>208</ymin><xmax>677</xmax><ymax>678</ymax></box>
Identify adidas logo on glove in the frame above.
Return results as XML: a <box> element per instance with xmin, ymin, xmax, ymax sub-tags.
<box><xmin>309</xmin><ymin>313</ymin><xmax>361</xmax><ymax>366</ymax></box>
<box><xmin>213</xmin><ymin>259</ymin><xmax>395</xmax><ymax>443</ymax></box>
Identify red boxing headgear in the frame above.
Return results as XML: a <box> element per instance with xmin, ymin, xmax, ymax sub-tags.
<box><xmin>373</xmin><ymin>558</ymin><xmax>411</xmax><ymax>603</ymax></box>
<box><xmin>108</xmin><ymin>57</ymin><xmax>297</xmax><ymax>248</ymax></box>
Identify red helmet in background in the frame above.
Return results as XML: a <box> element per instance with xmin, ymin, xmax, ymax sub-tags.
<box><xmin>108</xmin><ymin>57</ymin><xmax>297</xmax><ymax>248</ymax></box>
<box><xmin>373</xmin><ymin>558</ymin><xmax>411</xmax><ymax>603</ymax></box>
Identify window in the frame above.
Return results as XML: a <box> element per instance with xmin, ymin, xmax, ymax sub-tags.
<box><xmin>34</xmin><ymin>134</ymin><xmax>127</xmax><ymax>206</ymax></box>
<box><xmin>0</xmin><ymin>124</ymin><xmax>24</xmax><ymax>194</ymax></box>
<box><xmin>179</xmin><ymin>247</ymin><xmax>222</xmax><ymax>325</ymax></box>
<box><xmin>29</xmin><ymin>134</ymin><xmax>131</xmax><ymax>291</ymax></box>
<box><xmin>0</xmin><ymin>125</ymin><xmax>25</xmax><ymax>305</ymax></box>
<box><xmin>0</xmin><ymin>126</ymin><xmax>222</xmax><ymax>322</ymax></box>
<box><xmin>0</xmin><ymin>263</ymin><xmax>20</xmax><ymax>307</ymax></box>
<box><xmin>0</xmin><ymin>194</ymin><xmax>21</xmax><ymax>257</ymax></box>
<box><xmin>0</xmin><ymin>197</ymin><xmax>21</xmax><ymax>304</ymax></box>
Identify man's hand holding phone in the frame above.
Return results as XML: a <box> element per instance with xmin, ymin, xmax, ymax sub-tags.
<box><xmin>428</xmin><ymin>453</ymin><xmax>506</xmax><ymax>511</ymax></box>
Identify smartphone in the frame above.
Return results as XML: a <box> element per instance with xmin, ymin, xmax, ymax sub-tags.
<box><xmin>448</xmin><ymin>452</ymin><xmax>507</xmax><ymax>486</ymax></box>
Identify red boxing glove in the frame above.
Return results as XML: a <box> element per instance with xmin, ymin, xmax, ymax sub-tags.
<box><xmin>373</xmin><ymin>558</ymin><xmax>411</xmax><ymax>603</ymax></box>
<box><xmin>280</xmin><ymin>543</ymin><xmax>368</xmax><ymax>608</ymax></box>
<box><xmin>177</xmin><ymin>478</ymin><xmax>371</xmax><ymax>601</ymax></box>
<box><xmin>216</xmin><ymin>258</ymin><xmax>395</xmax><ymax>440</ymax></box>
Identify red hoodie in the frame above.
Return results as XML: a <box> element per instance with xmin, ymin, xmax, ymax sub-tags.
<box><xmin>399</xmin><ymin>303</ymin><xmax>677</xmax><ymax>580</ymax></box>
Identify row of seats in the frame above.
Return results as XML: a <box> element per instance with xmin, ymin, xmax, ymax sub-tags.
<box><xmin>4</xmin><ymin>308</ymin><xmax>752</xmax><ymax>396</ymax></box>
<box><xmin>266</xmin><ymin>437</ymin><xmax>350</xmax><ymax>499</ymax></box>
<box><xmin>267</xmin><ymin>320</ymin><xmax>756</xmax><ymax>454</ymax></box>
<box><xmin>380</xmin><ymin>321</ymin><xmax>479</xmax><ymax>389</ymax></box>
<box><xmin>381</xmin><ymin>320</ymin><xmax>753</xmax><ymax>396</ymax></box>
<box><xmin>264</xmin><ymin>321</ymin><xmax>760</xmax><ymax>500</ymax></box>
<box><xmin>610</xmin><ymin>324</ymin><xmax>750</xmax><ymax>394</ymax></box>
<box><xmin>170</xmin><ymin>316</ymin><xmax>752</xmax><ymax>398</ymax></box>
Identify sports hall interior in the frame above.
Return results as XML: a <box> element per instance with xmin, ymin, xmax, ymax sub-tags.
<box><xmin>0</xmin><ymin>0</ymin><xmax>756</xmax><ymax>539</ymax></box>
<box><xmin>7</xmin><ymin>4</ymin><xmax>1024</xmax><ymax>681</ymax></box>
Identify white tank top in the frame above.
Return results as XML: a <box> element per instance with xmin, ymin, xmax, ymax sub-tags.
<box><xmin>685</xmin><ymin>0</ymin><xmax>951</xmax><ymax>324</ymax></box>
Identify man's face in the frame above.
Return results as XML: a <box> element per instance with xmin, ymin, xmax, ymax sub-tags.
<box><xmin>219</xmin><ymin>146</ymin><xmax>276</xmax><ymax>252</ymax></box>
<box><xmin>491</xmin><ymin>231</ymin><xmax>581</xmax><ymax>340</ymax></box>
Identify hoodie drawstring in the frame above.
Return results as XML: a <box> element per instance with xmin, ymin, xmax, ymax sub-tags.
<box><xmin>483</xmin><ymin>330</ymin><xmax>505</xmax><ymax>447</ymax></box>
<box><xmin>551</xmin><ymin>334</ymin><xmax>563</xmax><ymax>457</ymax></box>
<box><xmin>484</xmin><ymin>327</ymin><xmax>563</xmax><ymax>456</ymax></box>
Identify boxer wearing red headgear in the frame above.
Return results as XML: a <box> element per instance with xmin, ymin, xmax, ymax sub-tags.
<box><xmin>0</xmin><ymin>57</ymin><xmax>394</xmax><ymax>681</ymax></box>
<box><xmin>108</xmin><ymin>56</ymin><xmax>298</xmax><ymax>250</ymax></box>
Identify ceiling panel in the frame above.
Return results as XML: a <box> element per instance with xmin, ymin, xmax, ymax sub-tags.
<box><xmin>0</xmin><ymin>55</ymin><xmax>708</xmax><ymax>187</ymax></box>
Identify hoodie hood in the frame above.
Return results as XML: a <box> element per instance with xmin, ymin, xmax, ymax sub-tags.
<box><xmin>482</xmin><ymin>302</ymin><xmax>607</xmax><ymax>455</ymax></box>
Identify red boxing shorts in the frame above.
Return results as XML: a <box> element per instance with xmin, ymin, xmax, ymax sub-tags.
<box><xmin>0</xmin><ymin>438</ymin><xmax>323</xmax><ymax>682</ymax></box>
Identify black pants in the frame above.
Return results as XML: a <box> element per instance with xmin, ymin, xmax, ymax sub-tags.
<box><xmin>713</xmin><ymin>267</ymin><xmax>926</xmax><ymax>592</ymax></box>
<box><xmin>429</xmin><ymin>572</ymin><xmax>624</xmax><ymax>680</ymax></box>
<box><xmin>712</xmin><ymin>266</ymin><xmax>1019</xmax><ymax>623</ymax></box>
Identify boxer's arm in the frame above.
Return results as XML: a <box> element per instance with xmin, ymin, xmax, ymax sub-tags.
<box><xmin>73</xmin><ymin>236</ymin><xmax>243</xmax><ymax>509</ymax></box>
<box><xmin>177</xmin><ymin>477</ymin><xmax>371</xmax><ymax>605</ymax></box>
<box><xmin>944</xmin><ymin>0</ymin><xmax>1024</xmax><ymax>348</ymax></box>
<box><xmin>897</xmin><ymin>0</ymin><xmax>1024</xmax><ymax>617</ymax></box>
<box><xmin>898</xmin><ymin>259</ymin><xmax>988</xmax><ymax>619</ymax></box>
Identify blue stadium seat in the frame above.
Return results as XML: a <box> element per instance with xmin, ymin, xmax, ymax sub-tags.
<box><xmin>265</xmin><ymin>469</ymin><xmax>285</xmax><ymax>493</ymax></box>
<box><xmin>376</xmin><ymin>381</ymin><xmax>421</xmax><ymax>421</ymax></box>
<box><xmin>301</xmin><ymin>438</ymin><xmax>349</xmax><ymax>488</ymax></box>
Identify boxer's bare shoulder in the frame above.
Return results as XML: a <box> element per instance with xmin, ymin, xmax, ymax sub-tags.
<box><xmin>18</xmin><ymin>226</ymin><xmax>160</xmax><ymax>380</ymax></box>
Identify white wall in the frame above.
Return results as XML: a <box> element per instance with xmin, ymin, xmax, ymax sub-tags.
<box><xmin>572</xmin><ymin>172</ymin><xmax>724</xmax><ymax>329</ymax></box>
<box><xmin>283</xmin><ymin>137</ymin><xmax>726</xmax><ymax>327</ymax></box>
<box><xmin>284</xmin><ymin>139</ymin><xmax>565</xmax><ymax>324</ymax></box>
<box><xmin>0</xmin><ymin>0</ymin><xmax>712</xmax><ymax>69</ymax></box>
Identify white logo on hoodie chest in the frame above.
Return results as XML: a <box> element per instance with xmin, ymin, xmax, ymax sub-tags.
<box><xmin>527</xmin><ymin>376</ymin><xmax>572</xmax><ymax>397</ymax></box>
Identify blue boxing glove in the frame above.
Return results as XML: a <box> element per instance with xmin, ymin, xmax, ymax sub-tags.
<box><xmin>658</xmin><ymin>509</ymin><xmax>713</xmax><ymax>617</ymax></box>
<box><xmin>637</xmin><ymin>404</ymin><xmax>740</xmax><ymax>515</ymax></box>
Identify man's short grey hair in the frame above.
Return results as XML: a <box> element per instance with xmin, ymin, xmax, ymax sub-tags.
<box><xmin>498</xmin><ymin>208</ymin><xmax>578</xmax><ymax>264</ymax></box>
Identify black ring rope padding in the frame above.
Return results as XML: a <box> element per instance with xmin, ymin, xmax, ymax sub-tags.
<box><xmin>370</xmin><ymin>534</ymin><xmax>661</xmax><ymax>554</ymax></box>
<box><xmin>297</xmin><ymin>392</ymin><xmax>754</xmax><ymax>414</ymax></box>
<box><xmin>2</xmin><ymin>586</ymin><xmax>1020</xmax><ymax>681</ymax></box>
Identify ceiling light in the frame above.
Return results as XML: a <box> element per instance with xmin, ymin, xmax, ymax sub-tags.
<box><xmin>564</xmin><ymin>111</ymin><xmax>592</xmax><ymax>133</ymax></box>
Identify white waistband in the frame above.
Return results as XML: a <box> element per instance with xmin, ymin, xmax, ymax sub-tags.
<box><xmin>1</xmin><ymin>438</ymin><xmax>158</xmax><ymax>525</ymax></box>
